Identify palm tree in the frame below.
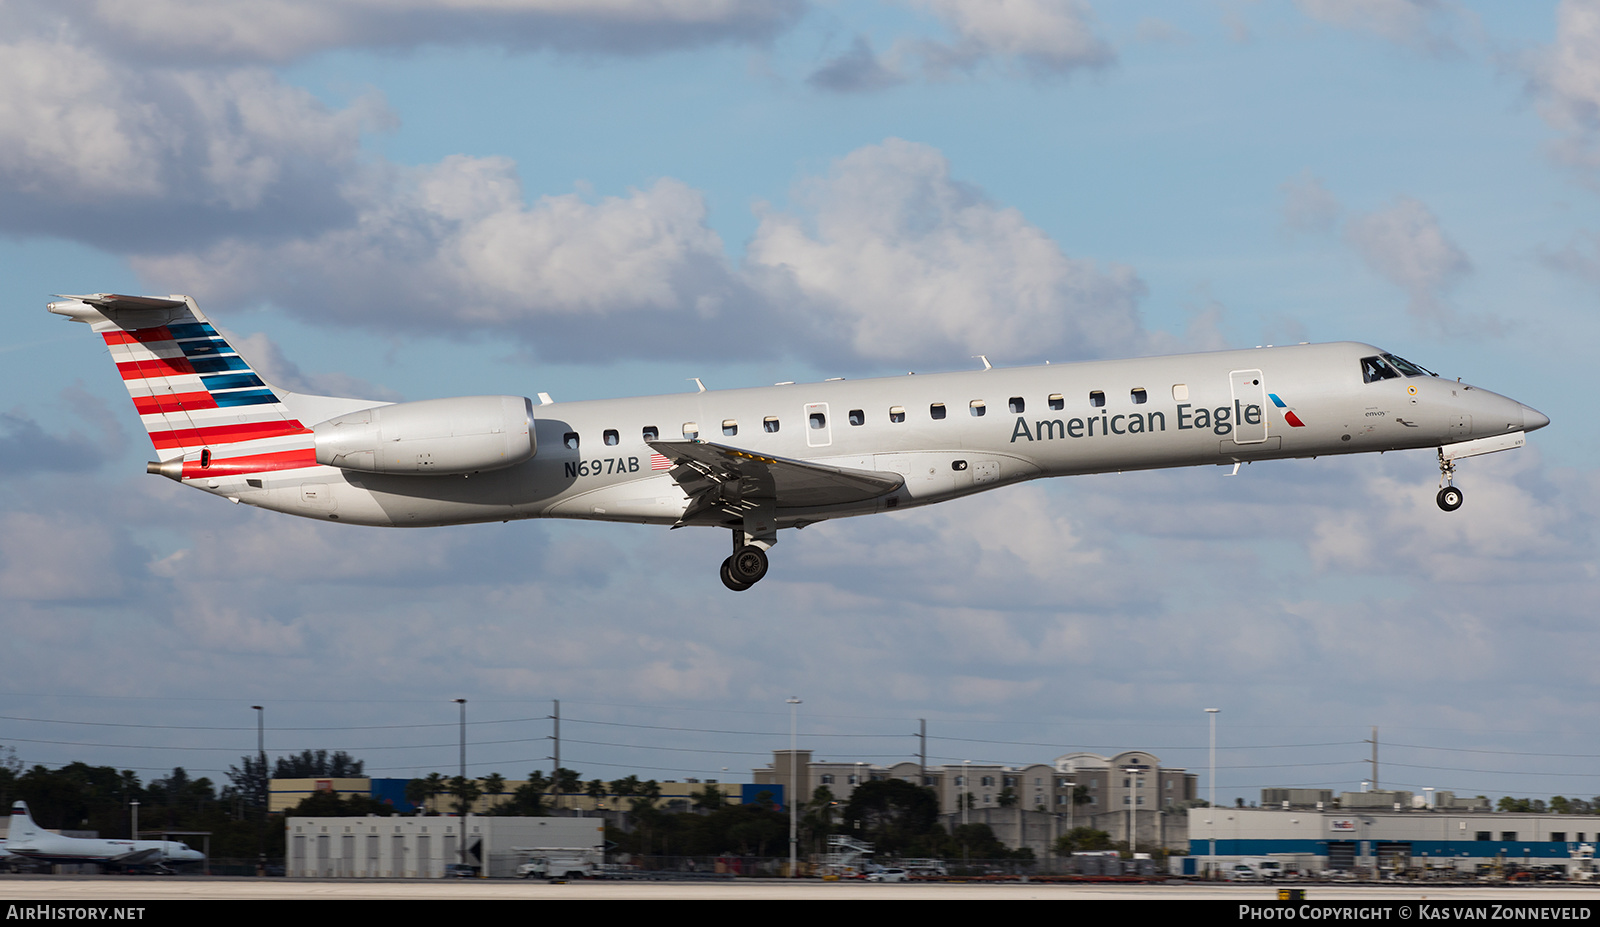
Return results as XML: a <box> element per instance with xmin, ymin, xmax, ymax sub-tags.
<box><xmin>554</xmin><ymin>768</ymin><xmax>582</xmax><ymax>812</ymax></box>
<box><xmin>449</xmin><ymin>776</ymin><xmax>482</xmax><ymax>816</ymax></box>
<box><xmin>482</xmin><ymin>773</ymin><xmax>506</xmax><ymax>811</ymax></box>
<box><xmin>407</xmin><ymin>772</ymin><xmax>446</xmax><ymax>814</ymax></box>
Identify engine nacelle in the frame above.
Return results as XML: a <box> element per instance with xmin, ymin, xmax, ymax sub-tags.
<box><xmin>312</xmin><ymin>396</ymin><xmax>535</xmax><ymax>475</ymax></box>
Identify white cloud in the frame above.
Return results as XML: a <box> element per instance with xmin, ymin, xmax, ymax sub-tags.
<box><xmin>807</xmin><ymin>35</ymin><xmax>905</xmax><ymax>93</ymax></box>
<box><xmin>1527</xmin><ymin>0</ymin><xmax>1600</xmax><ymax>175</ymax></box>
<box><xmin>1280</xmin><ymin>173</ymin><xmax>1343</xmax><ymax>236</ymax></box>
<box><xmin>17</xmin><ymin>0</ymin><xmax>804</xmax><ymax>64</ymax></box>
<box><xmin>1541</xmin><ymin>230</ymin><xmax>1600</xmax><ymax>287</ymax></box>
<box><xmin>0</xmin><ymin>513</ymin><xmax>132</xmax><ymax>601</ymax></box>
<box><xmin>133</xmin><ymin>156</ymin><xmax>754</xmax><ymax>359</ymax></box>
<box><xmin>908</xmin><ymin>0</ymin><xmax>1114</xmax><ymax>78</ymax></box>
<box><xmin>1306</xmin><ymin>449</ymin><xmax>1591</xmax><ymax>586</ymax></box>
<box><xmin>227</xmin><ymin>332</ymin><xmax>402</xmax><ymax>403</ymax></box>
<box><xmin>0</xmin><ymin>34</ymin><xmax>382</xmax><ymax>249</ymax></box>
<box><xmin>747</xmin><ymin>139</ymin><xmax>1150</xmax><ymax>365</ymax></box>
<box><xmin>1344</xmin><ymin>196</ymin><xmax>1474</xmax><ymax>330</ymax></box>
<box><xmin>133</xmin><ymin>140</ymin><xmax>1166</xmax><ymax>367</ymax></box>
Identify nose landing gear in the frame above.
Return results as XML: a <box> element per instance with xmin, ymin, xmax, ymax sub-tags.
<box><xmin>1436</xmin><ymin>449</ymin><xmax>1463</xmax><ymax>512</ymax></box>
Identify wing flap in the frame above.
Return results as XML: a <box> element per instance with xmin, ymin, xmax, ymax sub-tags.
<box><xmin>647</xmin><ymin>440</ymin><xmax>902</xmax><ymax>522</ymax></box>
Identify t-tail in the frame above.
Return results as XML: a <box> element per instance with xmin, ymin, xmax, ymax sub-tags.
<box><xmin>47</xmin><ymin>294</ymin><xmax>319</xmax><ymax>481</ymax></box>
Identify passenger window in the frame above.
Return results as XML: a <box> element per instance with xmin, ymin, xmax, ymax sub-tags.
<box><xmin>809</xmin><ymin>412</ymin><xmax>826</xmax><ymax>429</ymax></box>
<box><xmin>1171</xmin><ymin>384</ymin><xmax>1188</xmax><ymax>402</ymax></box>
<box><xmin>1130</xmin><ymin>388</ymin><xmax>1148</xmax><ymax>405</ymax></box>
<box><xmin>563</xmin><ymin>433</ymin><xmax>579</xmax><ymax>450</ymax></box>
<box><xmin>1089</xmin><ymin>391</ymin><xmax>1105</xmax><ymax>408</ymax></box>
<box><xmin>642</xmin><ymin>426</ymin><xmax>659</xmax><ymax>441</ymax></box>
<box><xmin>723</xmin><ymin>419</ymin><xmax>738</xmax><ymax>437</ymax></box>
<box><xmin>930</xmin><ymin>403</ymin><xmax>946</xmax><ymax>420</ymax></box>
<box><xmin>849</xmin><ymin>409</ymin><xmax>865</xmax><ymax>426</ymax></box>
<box><xmin>603</xmin><ymin>429</ymin><xmax>619</xmax><ymax>446</ymax></box>
<box><xmin>1009</xmin><ymin>397</ymin><xmax>1024</xmax><ymax>414</ymax></box>
<box><xmin>682</xmin><ymin>422</ymin><xmax>698</xmax><ymax>439</ymax></box>
<box><xmin>1049</xmin><ymin>394</ymin><xmax>1064</xmax><ymax>411</ymax></box>
<box><xmin>970</xmin><ymin>400</ymin><xmax>986</xmax><ymax>417</ymax></box>
<box><xmin>764</xmin><ymin>417</ymin><xmax>780</xmax><ymax>433</ymax></box>
<box><xmin>890</xmin><ymin>406</ymin><xmax>906</xmax><ymax>423</ymax></box>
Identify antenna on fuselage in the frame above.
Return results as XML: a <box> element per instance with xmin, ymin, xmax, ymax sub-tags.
<box><xmin>688</xmin><ymin>378</ymin><xmax>706</xmax><ymax>393</ymax></box>
<box><xmin>973</xmin><ymin>355</ymin><xmax>992</xmax><ymax>370</ymax></box>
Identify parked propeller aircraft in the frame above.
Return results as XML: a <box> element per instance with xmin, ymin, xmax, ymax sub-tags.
<box><xmin>5</xmin><ymin>801</ymin><xmax>204</xmax><ymax>871</ymax></box>
<box><xmin>50</xmin><ymin>294</ymin><xmax>1547</xmax><ymax>591</ymax></box>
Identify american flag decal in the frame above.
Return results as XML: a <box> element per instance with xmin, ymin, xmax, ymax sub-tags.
<box><xmin>650</xmin><ymin>453</ymin><xmax>672</xmax><ymax>471</ymax></box>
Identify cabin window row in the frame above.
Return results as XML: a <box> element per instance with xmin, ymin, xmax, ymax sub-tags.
<box><xmin>559</xmin><ymin>386</ymin><xmax>1180</xmax><ymax>448</ymax></box>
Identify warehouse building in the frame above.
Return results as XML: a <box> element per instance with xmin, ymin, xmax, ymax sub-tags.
<box><xmin>285</xmin><ymin>815</ymin><xmax>602</xmax><ymax>878</ymax></box>
<box><xmin>1187</xmin><ymin>802</ymin><xmax>1600</xmax><ymax>877</ymax></box>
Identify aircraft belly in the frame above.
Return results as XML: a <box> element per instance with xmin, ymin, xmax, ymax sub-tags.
<box><xmin>542</xmin><ymin>476</ymin><xmax>687</xmax><ymax>524</ymax></box>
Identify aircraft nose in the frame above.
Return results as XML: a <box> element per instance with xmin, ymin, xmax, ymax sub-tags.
<box><xmin>1522</xmin><ymin>404</ymin><xmax>1550</xmax><ymax>432</ymax></box>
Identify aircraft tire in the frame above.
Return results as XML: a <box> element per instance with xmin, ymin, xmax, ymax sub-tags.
<box><xmin>1436</xmin><ymin>486</ymin><xmax>1463</xmax><ymax>512</ymax></box>
<box><xmin>730</xmin><ymin>545</ymin><xmax>769</xmax><ymax>585</ymax></box>
<box><xmin>720</xmin><ymin>557</ymin><xmax>752</xmax><ymax>592</ymax></box>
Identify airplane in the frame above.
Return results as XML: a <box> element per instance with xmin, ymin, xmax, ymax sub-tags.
<box><xmin>5</xmin><ymin>800</ymin><xmax>204</xmax><ymax>871</ymax></box>
<box><xmin>48</xmin><ymin>293</ymin><xmax>1548</xmax><ymax>591</ymax></box>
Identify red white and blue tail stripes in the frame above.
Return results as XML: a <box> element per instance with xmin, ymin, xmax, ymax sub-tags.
<box><xmin>99</xmin><ymin>316</ymin><xmax>317</xmax><ymax>479</ymax></box>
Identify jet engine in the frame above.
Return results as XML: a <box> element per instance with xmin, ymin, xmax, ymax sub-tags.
<box><xmin>312</xmin><ymin>395</ymin><xmax>535</xmax><ymax>475</ymax></box>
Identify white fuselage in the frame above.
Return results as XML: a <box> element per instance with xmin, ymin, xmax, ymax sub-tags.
<box><xmin>7</xmin><ymin>832</ymin><xmax>203</xmax><ymax>866</ymax></box>
<box><xmin>200</xmin><ymin>341</ymin><xmax>1543</xmax><ymax>530</ymax></box>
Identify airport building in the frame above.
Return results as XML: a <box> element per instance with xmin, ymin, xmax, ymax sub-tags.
<box><xmin>755</xmin><ymin>748</ymin><xmax>1196</xmax><ymax>815</ymax></box>
<box><xmin>754</xmin><ymin>748</ymin><xmax>1198</xmax><ymax>854</ymax></box>
<box><xmin>286</xmin><ymin>815</ymin><xmax>602</xmax><ymax>878</ymax></box>
<box><xmin>1187</xmin><ymin>794</ymin><xmax>1600</xmax><ymax>877</ymax></box>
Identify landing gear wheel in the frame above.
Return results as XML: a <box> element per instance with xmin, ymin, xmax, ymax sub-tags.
<box><xmin>1437</xmin><ymin>486</ymin><xmax>1463</xmax><ymax>512</ymax></box>
<box><xmin>720</xmin><ymin>557</ymin><xmax>752</xmax><ymax>592</ymax></box>
<box><xmin>730</xmin><ymin>544</ymin><xmax>769</xmax><ymax>586</ymax></box>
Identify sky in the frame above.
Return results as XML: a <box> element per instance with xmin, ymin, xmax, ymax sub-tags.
<box><xmin>1</xmin><ymin>0</ymin><xmax>1598</xmax><ymax>810</ymax></box>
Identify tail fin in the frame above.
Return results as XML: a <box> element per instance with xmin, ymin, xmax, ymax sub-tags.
<box><xmin>47</xmin><ymin>294</ymin><xmax>318</xmax><ymax>480</ymax></box>
<box><xmin>9</xmin><ymin>801</ymin><xmax>42</xmax><ymax>842</ymax></box>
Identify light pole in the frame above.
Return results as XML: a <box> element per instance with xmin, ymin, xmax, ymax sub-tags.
<box><xmin>787</xmin><ymin>696</ymin><xmax>801</xmax><ymax>878</ymax></box>
<box><xmin>129</xmin><ymin>800</ymin><xmax>139</xmax><ymax>842</ymax></box>
<box><xmin>1206</xmin><ymin>708</ymin><xmax>1219</xmax><ymax>878</ymax></box>
<box><xmin>253</xmin><ymin>705</ymin><xmax>266</xmax><ymax>876</ymax></box>
<box><xmin>962</xmin><ymin>760</ymin><xmax>971</xmax><ymax>827</ymax></box>
<box><xmin>1124</xmin><ymin>766</ymin><xmax>1139</xmax><ymax>855</ymax></box>
<box><xmin>454</xmin><ymin>698</ymin><xmax>468</xmax><ymax>874</ymax></box>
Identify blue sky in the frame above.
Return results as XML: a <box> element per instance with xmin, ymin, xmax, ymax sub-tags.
<box><xmin>1</xmin><ymin>1</ymin><xmax>1598</xmax><ymax>809</ymax></box>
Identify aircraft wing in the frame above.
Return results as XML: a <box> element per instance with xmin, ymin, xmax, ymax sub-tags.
<box><xmin>647</xmin><ymin>439</ymin><xmax>903</xmax><ymax>525</ymax></box>
<box><xmin>106</xmin><ymin>848</ymin><xmax>163</xmax><ymax>865</ymax></box>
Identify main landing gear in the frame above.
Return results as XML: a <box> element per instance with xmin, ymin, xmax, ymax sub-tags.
<box><xmin>1436</xmin><ymin>448</ymin><xmax>1463</xmax><ymax>512</ymax></box>
<box><xmin>719</xmin><ymin>531</ymin><xmax>772</xmax><ymax>592</ymax></box>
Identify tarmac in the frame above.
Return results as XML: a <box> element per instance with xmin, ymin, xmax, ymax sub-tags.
<box><xmin>2</xmin><ymin>875</ymin><xmax>1600</xmax><ymax>901</ymax></box>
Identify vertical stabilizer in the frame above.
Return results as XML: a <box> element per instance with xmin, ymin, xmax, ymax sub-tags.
<box><xmin>47</xmin><ymin>294</ymin><xmax>318</xmax><ymax>481</ymax></box>
<box><xmin>9</xmin><ymin>801</ymin><xmax>42</xmax><ymax>844</ymax></box>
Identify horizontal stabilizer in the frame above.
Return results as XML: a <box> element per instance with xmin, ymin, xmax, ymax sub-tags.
<box><xmin>55</xmin><ymin>293</ymin><xmax>188</xmax><ymax>312</ymax></box>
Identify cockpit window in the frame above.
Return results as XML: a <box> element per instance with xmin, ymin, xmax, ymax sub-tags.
<box><xmin>1383</xmin><ymin>353</ymin><xmax>1436</xmax><ymax>377</ymax></box>
<box><xmin>1363</xmin><ymin>354</ymin><xmax>1436</xmax><ymax>382</ymax></box>
<box><xmin>1360</xmin><ymin>356</ymin><xmax>1401</xmax><ymax>383</ymax></box>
